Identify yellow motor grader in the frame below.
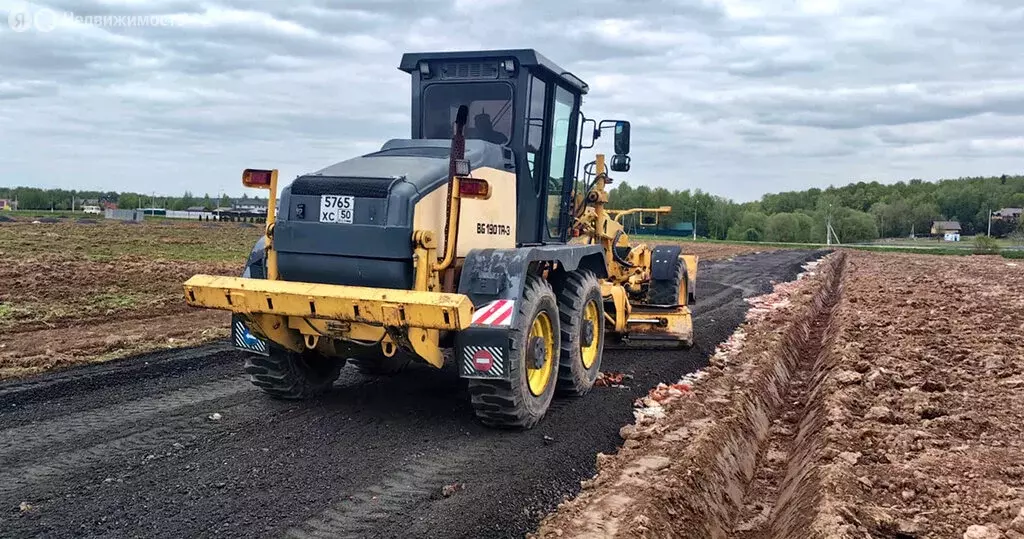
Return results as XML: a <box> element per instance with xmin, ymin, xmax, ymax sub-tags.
<box><xmin>183</xmin><ymin>49</ymin><xmax>698</xmax><ymax>428</ymax></box>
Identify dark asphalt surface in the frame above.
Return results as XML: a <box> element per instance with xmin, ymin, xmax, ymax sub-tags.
<box><xmin>0</xmin><ymin>249</ymin><xmax>827</xmax><ymax>539</ymax></box>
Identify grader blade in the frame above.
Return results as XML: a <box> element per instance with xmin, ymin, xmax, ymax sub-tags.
<box><xmin>606</xmin><ymin>304</ymin><xmax>694</xmax><ymax>350</ymax></box>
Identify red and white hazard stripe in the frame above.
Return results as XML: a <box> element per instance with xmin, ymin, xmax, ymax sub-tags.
<box><xmin>471</xmin><ymin>299</ymin><xmax>515</xmax><ymax>326</ymax></box>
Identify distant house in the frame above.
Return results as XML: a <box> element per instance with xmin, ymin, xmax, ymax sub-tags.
<box><xmin>228</xmin><ymin>198</ymin><xmax>268</xmax><ymax>212</ymax></box>
<box><xmin>931</xmin><ymin>221</ymin><xmax>961</xmax><ymax>241</ymax></box>
<box><xmin>101</xmin><ymin>201</ymin><xmax>118</xmax><ymax>210</ymax></box>
<box><xmin>0</xmin><ymin>199</ymin><xmax>15</xmax><ymax>211</ymax></box>
<box><xmin>993</xmin><ymin>208</ymin><xmax>1023</xmax><ymax>223</ymax></box>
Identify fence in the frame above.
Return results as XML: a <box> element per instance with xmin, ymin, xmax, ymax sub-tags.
<box><xmin>165</xmin><ymin>210</ymin><xmax>215</xmax><ymax>220</ymax></box>
<box><xmin>104</xmin><ymin>209</ymin><xmax>144</xmax><ymax>222</ymax></box>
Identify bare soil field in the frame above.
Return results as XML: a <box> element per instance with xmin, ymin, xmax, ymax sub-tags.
<box><xmin>0</xmin><ymin>218</ymin><xmax>773</xmax><ymax>380</ymax></box>
<box><xmin>0</xmin><ymin>219</ymin><xmax>261</xmax><ymax>379</ymax></box>
<box><xmin>533</xmin><ymin>249</ymin><xmax>1024</xmax><ymax>539</ymax></box>
<box><xmin>0</xmin><ymin>249</ymin><xmax>824</xmax><ymax>538</ymax></box>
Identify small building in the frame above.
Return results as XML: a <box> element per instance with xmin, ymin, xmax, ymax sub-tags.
<box><xmin>0</xmin><ymin>199</ymin><xmax>15</xmax><ymax>211</ymax></box>
<box><xmin>931</xmin><ymin>220</ymin><xmax>961</xmax><ymax>235</ymax></box>
<box><xmin>993</xmin><ymin>208</ymin><xmax>1023</xmax><ymax>223</ymax></box>
<box><xmin>228</xmin><ymin>198</ymin><xmax>269</xmax><ymax>212</ymax></box>
<box><xmin>931</xmin><ymin>220</ymin><xmax>961</xmax><ymax>241</ymax></box>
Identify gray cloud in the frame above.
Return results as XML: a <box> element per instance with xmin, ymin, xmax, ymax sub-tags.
<box><xmin>1</xmin><ymin>0</ymin><xmax>1023</xmax><ymax>202</ymax></box>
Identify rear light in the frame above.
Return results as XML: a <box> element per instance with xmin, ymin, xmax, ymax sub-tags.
<box><xmin>242</xmin><ymin>168</ymin><xmax>276</xmax><ymax>189</ymax></box>
<box><xmin>459</xmin><ymin>178</ymin><xmax>490</xmax><ymax>199</ymax></box>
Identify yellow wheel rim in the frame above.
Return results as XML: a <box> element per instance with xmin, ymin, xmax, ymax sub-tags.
<box><xmin>526</xmin><ymin>311</ymin><xmax>555</xmax><ymax>397</ymax></box>
<box><xmin>581</xmin><ymin>300</ymin><xmax>600</xmax><ymax>369</ymax></box>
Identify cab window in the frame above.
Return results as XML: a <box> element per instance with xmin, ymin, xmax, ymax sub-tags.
<box><xmin>545</xmin><ymin>85</ymin><xmax>574</xmax><ymax>238</ymax></box>
<box><xmin>422</xmin><ymin>82</ymin><xmax>514</xmax><ymax>145</ymax></box>
<box><xmin>526</xmin><ymin>76</ymin><xmax>547</xmax><ymax>186</ymax></box>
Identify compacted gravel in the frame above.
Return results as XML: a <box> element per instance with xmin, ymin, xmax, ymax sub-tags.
<box><xmin>0</xmin><ymin>249</ymin><xmax>824</xmax><ymax>539</ymax></box>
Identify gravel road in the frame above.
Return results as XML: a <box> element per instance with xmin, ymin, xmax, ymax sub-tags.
<box><xmin>0</xmin><ymin>249</ymin><xmax>825</xmax><ymax>539</ymax></box>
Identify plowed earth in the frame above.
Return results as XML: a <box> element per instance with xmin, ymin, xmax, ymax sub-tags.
<box><xmin>0</xmin><ymin>218</ymin><xmax>777</xmax><ymax>380</ymax></box>
<box><xmin>0</xmin><ymin>220</ymin><xmax>261</xmax><ymax>378</ymax></box>
<box><xmin>0</xmin><ymin>247</ymin><xmax>824</xmax><ymax>538</ymax></box>
<box><xmin>533</xmin><ymin>250</ymin><xmax>1024</xmax><ymax>539</ymax></box>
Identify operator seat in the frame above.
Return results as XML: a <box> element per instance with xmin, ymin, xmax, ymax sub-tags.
<box><xmin>468</xmin><ymin>113</ymin><xmax>507</xmax><ymax>145</ymax></box>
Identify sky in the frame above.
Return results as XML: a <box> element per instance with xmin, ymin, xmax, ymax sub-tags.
<box><xmin>1</xmin><ymin>0</ymin><xmax>1023</xmax><ymax>203</ymax></box>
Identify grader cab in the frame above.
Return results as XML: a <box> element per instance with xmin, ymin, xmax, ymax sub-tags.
<box><xmin>183</xmin><ymin>49</ymin><xmax>698</xmax><ymax>429</ymax></box>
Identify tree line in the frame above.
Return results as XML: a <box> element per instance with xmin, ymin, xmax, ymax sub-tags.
<box><xmin>607</xmin><ymin>174</ymin><xmax>1024</xmax><ymax>242</ymax></box>
<box><xmin>0</xmin><ymin>187</ymin><xmax>267</xmax><ymax>212</ymax></box>
<box><xmin>4</xmin><ymin>173</ymin><xmax>1023</xmax><ymax>241</ymax></box>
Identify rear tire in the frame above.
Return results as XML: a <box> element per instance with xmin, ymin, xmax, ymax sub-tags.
<box><xmin>467</xmin><ymin>275</ymin><xmax>560</xmax><ymax>429</ymax></box>
<box><xmin>648</xmin><ymin>254</ymin><xmax>688</xmax><ymax>306</ymax></box>
<box><xmin>555</xmin><ymin>270</ymin><xmax>605</xmax><ymax>396</ymax></box>
<box><xmin>244</xmin><ymin>346</ymin><xmax>342</xmax><ymax>399</ymax></box>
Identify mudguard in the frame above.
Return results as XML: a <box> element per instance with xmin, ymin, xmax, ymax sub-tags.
<box><xmin>455</xmin><ymin>244</ymin><xmax>605</xmax><ymax>380</ymax></box>
<box><xmin>233</xmin><ymin>237</ymin><xmax>268</xmax><ymax>354</ymax></box>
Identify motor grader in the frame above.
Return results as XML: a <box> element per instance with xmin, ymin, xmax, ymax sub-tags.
<box><xmin>183</xmin><ymin>49</ymin><xmax>698</xmax><ymax>429</ymax></box>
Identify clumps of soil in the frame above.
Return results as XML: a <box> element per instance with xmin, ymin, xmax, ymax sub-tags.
<box><xmin>811</xmin><ymin>251</ymin><xmax>1024</xmax><ymax>539</ymax></box>
<box><xmin>531</xmin><ymin>253</ymin><xmax>845</xmax><ymax>538</ymax></box>
<box><xmin>532</xmin><ymin>250</ymin><xmax>1024</xmax><ymax>539</ymax></box>
<box><xmin>34</xmin><ymin>217</ymin><xmax>60</xmax><ymax>224</ymax></box>
<box><xmin>76</xmin><ymin>218</ymin><xmax>98</xmax><ymax>224</ymax></box>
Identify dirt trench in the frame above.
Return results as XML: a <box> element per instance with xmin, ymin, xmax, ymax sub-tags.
<box><xmin>533</xmin><ymin>250</ymin><xmax>848</xmax><ymax>538</ymax></box>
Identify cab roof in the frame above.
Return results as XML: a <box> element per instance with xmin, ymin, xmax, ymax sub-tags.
<box><xmin>398</xmin><ymin>48</ymin><xmax>589</xmax><ymax>95</ymax></box>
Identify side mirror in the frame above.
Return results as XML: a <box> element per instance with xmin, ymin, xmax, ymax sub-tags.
<box><xmin>610</xmin><ymin>154</ymin><xmax>630</xmax><ymax>172</ymax></box>
<box><xmin>613</xmin><ymin>121</ymin><xmax>630</xmax><ymax>154</ymax></box>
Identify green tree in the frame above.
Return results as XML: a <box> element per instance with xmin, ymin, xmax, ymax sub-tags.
<box><xmin>765</xmin><ymin>213</ymin><xmax>801</xmax><ymax>242</ymax></box>
<box><xmin>117</xmin><ymin>193</ymin><xmax>140</xmax><ymax>209</ymax></box>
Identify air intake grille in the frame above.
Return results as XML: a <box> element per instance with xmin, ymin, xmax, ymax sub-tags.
<box><xmin>290</xmin><ymin>176</ymin><xmax>396</xmax><ymax>198</ymax></box>
<box><xmin>440</xmin><ymin>62</ymin><xmax>499</xmax><ymax>80</ymax></box>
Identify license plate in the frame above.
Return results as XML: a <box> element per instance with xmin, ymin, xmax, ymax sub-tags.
<box><xmin>320</xmin><ymin>195</ymin><xmax>354</xmax><ymax>223</ymax></box>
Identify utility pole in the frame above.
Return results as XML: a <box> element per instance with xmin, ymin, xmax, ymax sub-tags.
<box><xmin>692</xmin><ymin>205</ymin><xmax>697</xmax><ymax>241</ymax></box>
<box><xmin>826</xmin><ymin>204</ymin><xmax>832</xmax><ymax>246</ymax></box>
<box><xmin>988</xmin><ymin>208</ymin><xmax>993</xmax><ymax>236</ymax></box>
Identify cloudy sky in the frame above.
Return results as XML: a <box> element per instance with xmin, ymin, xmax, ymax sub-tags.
<box><xmin>2</xmin><ymin>0</ymin><xmax>1023</xmax><ymax>202</ymax></box>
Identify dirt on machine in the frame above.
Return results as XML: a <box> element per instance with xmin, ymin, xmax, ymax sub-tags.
<box><xmin>182</xmin><ymin>49</ymin><xmax>699</xmax><ymax>429</ymax></box>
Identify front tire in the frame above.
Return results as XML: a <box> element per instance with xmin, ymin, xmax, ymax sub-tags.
<box><xmin>244</xmin><ymin>346</ymin><xmax>342</xmax><ymax>399</ymax></box>
<box><xmin>648</xmin><ymin>253</ymin><xmax>688</xmax><ymax>306</ymax></box>
<box><xmin>555</xmin><ymin>270</ymin><xmax>605</xmax><ymax>396</ymax></box>
<box><xmin>467</xmin><ymin>275</ymin><xmax>560</xmax><ymax>429</ymax></box>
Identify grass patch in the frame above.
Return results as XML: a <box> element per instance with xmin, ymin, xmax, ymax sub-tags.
<box><xmin>0</xmin><ymin>302</ymin><xmax>14</xmax><ymax>319</ymax></box>
<box><xmin>1002</xmin><ymin>250</ymin><xmax>1024</xmax><ymax>259</ymax></box>
<box><xmin>90</xmin><ymin>293</ymin><xmax>139</xmax><ymax>310</ymax></box>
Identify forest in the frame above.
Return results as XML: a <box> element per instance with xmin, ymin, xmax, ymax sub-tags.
<box><xmin>3</xmin><ymin>173</ymin><xmax>1023</xmax><ymax>242</ymax></box>
<box><xmin>607</xmin><ymin>174</ymin><xmax>1024</xmax><ymax>242</ymax></box>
